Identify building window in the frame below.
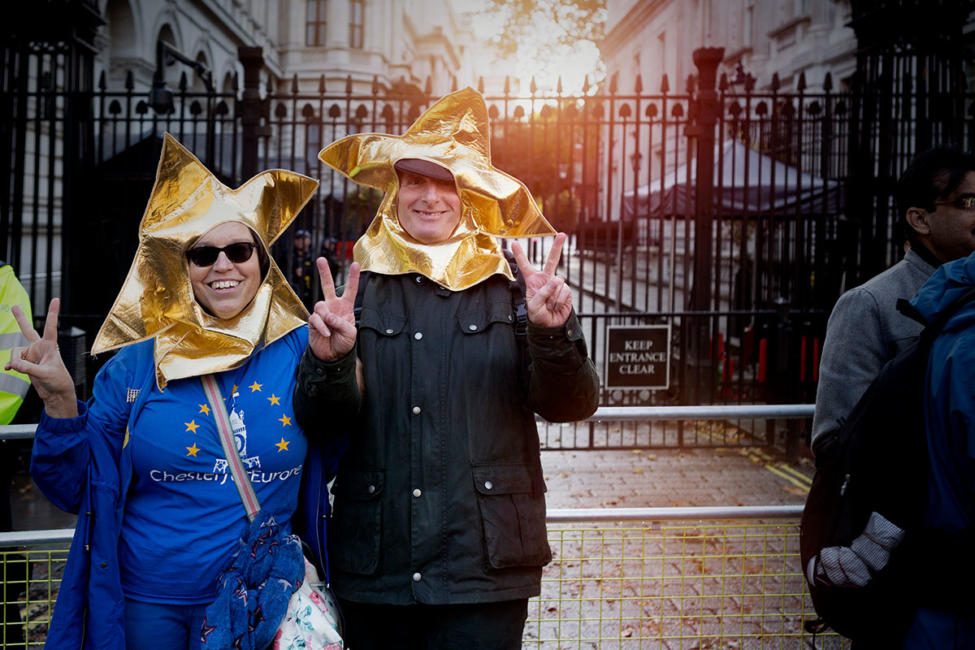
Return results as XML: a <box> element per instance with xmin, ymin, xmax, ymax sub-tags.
<box><xmin>350</xmin><ymin>0</ymin><xmax>364</xmax><ymax>49</ymax></box>
<box><xmin>306</xmin><ymin>0</ymin><xmax>327</xmax><ymax>47</ymax></box>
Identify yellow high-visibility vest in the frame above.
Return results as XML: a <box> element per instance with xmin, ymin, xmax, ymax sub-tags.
<box><xmin>0</xmin><ymin>265</ymin><xmax>31</xmax><ymax>425</ymax></box>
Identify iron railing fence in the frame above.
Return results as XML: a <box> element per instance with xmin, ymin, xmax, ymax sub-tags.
<box><xmin>0</xmin><ymin>506</ymin><xmax>848</xmax><ymax>649</ymax></box>
<box><xmin>573</xmin><ymin>309</ymin><xmax>824</xmax><ymax>408</ymax></box>
<box><xmin>537</xmin><ymin>404</ymin><xmax>813</xmax><ymax>455</ymax></box>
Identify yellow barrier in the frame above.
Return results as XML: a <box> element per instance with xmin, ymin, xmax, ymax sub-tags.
<box><xmin>1</xmin><ymin>548</ymin><xmax>66</xmax><ymax>648</ymax></box>
<box><xmin>528</xmin><ymin>518</ymin><xmax>849</xmax><ymax>648</ymax></box>
<box><xmin>0</xmin><ymin>516</ymin><xmax>849</xmax><ymax>649</ymax></box>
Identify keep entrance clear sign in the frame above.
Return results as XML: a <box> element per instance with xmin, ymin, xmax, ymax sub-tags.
<box><xmin>605</xmin><ymin>325</ymin><xmax>671</xmax><ymax>389</ymax></box>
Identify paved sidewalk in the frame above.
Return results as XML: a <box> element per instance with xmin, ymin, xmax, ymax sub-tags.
<box><xmin>542</xmin><ymin>446</ymin><xmax>812</xmax><ymax>509</ymax></box>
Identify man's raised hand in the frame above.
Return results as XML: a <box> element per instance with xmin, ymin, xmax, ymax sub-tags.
<box><xmin>308</xmin><ymin>258</ymin><xmax>360</xmax><ymax>361</ymax></box>
<box><xmin>510</xmin><ymin>233</ymin><xmax>573</xmax><ymax>328</ymax></box>
<box><xmin>5</xmin><ymin>298</ymin><xmax>78</xmax><ymax>418</ymax></box>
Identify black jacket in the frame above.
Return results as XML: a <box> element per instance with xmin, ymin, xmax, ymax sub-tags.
<box><xmin>295</xmin><ymin>272</ymin><xmax>599</xmax><ymax>605</ymax></box>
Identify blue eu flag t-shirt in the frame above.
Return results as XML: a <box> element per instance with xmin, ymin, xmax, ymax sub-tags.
<box><xmin>119</xmin><ymin>331</ymin><xmax>308</xmax><ymax>605</ymax></box>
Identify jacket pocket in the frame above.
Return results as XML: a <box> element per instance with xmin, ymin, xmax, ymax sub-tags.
<box><xmin>473</xmin><ymin>465</ymin><xmax>551</xmax><ymax>569</ymax></box>
<box><xmin>456</xmin><ymin>301</ymin><xmax>515</xmax><ymax>336</ymax></box>
<box><xmin>329</xmin><ymin>470</ymin><xmax>384</xmax><ymax>575</ymax></box>
<box><xmin>359</xmin><ymin>308</ymin><xmax>406</xmax><ymax>338</ymax></box>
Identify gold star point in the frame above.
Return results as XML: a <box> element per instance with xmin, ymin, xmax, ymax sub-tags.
<box><xmin>186</xmin><ymin>443</ymin><xmax>201</xmax><ymax>457</ymax></box>
<box><xmin>279</xmin><ymin>414</ymin><xmax>292</xmax><ymax>427</ymax></box>
<box><xmin>185</xmin><ymin>420</ymin><xmax>200</xmax><ymax>434</ymax></box>
<box><xmin>275</xmin><ymin>437</ymin><xmax>290</xmax><ymax>452</ymax></box>
<box><xmin>198</xmin><ymin>404</ymin><xmax>211</xmax><ymax>416</ymax></box>
<box><xmin>268</xmin><ymin>394</ymin><xmax>281</xmax><ymax>406</ymax></box>
<box><xmin>90</xmin><ymin>133</ymin><xmax>317</xmax><ymax>366</ymax></box>
<box><xmin>249</xmin><ymin>381</ymin><xmax>262</xmax><ymax>392</ymax></box>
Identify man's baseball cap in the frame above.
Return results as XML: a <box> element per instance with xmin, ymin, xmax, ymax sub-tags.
<box><xmin>394</xmin><ymin>158</ymin><xmax>454</xmax><ymax>182</ymax></box>
<box><xmin>296</xmin><ymin>229</ymin><xmax>311</xmax><ymax>238</ymax></box>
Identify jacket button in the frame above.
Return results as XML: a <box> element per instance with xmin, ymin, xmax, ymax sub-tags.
<box><xmin>468</xmin><ymin>324</ymin><xmax>478</xmax><ymax>331</ymax></box>
<box><xmin>414</xmin><ymin>332</ymin><xmax>423</xmax><ymax>340</ymax></box>
<box><xmin>367</xmin><ymin>484</ymin><xmax>376</xmax><ymax>494</ymax></box>
<box><xmin>412</xmin><ymin>406</ymin><xmax>421</xmax><ymax>415</ymax></box>
<box><xmin>412</xmin><ymin>572</ymin><xmax>422</xmax><ymax>582</ymax></box>
<box><xmin>415</xmin><ymin>277</ymin><xmax>422</xmax><ymax>284</ymax></box>
<box><xmin>484</xmin><ymin>481</ymin><xmax>493</xmax><ymax>490</ymax></box>
<box><xmin>100</xmin><ymin>562</ymin><xmax>107</xmax><ymax>568</ymax></box>
<box><xmin>385</xmin><ymin>328</ymin><xmax>394</xmax><ymax>335</ymax></box>
<box><xmin>412</xmin><ymin>489</ymin><xmax>422</xmax><ymax>498</ymax></box>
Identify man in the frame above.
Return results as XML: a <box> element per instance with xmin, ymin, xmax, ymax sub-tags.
<box><xmin>812</xmin><ymin>148</ymin><xmax>975</xmax><ymax>451</ymax></box>
<box><xmin>293</xmin><ymin>88</ymin><xmax>599</xmax><ymax>648</ymax></box>
<box><xmin>291</xmin><ymin>228</ymin><xmax>314</xmax><ymax>310</ymax></box>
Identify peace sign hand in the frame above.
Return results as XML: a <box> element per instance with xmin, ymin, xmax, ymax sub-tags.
<box><xmin>510</xmin><ymin>233</ymin><xmax>573</xmax><ymax>328</ymax></box>
<box><xmin>308</xmin><ymin>259</ymin><xmax>360</xmax><ymax>361</ymax></box>
<box><xmin>5</xmin><ymin>298</ymin><xmax>78</xmax><ymax>418</ymax></box>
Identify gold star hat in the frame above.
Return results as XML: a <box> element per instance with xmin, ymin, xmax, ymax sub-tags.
<box><xmin>92</xmin><ymin>133</ymin><xmax>318</xmax><ymax>388</ymax></box>
<box><xmin>319</xmin><ymin>87</ymin><xmax>555</xmax><ymax>290</ymax></box>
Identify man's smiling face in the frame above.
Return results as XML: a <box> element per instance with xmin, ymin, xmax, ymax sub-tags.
<box><xmin>395</xmin><ymin>168</ymin><xmax>462</xmax><ymax>244</ymax></box>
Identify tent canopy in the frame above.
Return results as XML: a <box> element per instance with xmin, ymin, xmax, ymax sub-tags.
<box><xmin>622</xmin><ymin>140</ymin><xmax>844</xmax><ymax>220</ymax></box>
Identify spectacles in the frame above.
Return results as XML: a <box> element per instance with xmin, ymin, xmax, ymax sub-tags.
<box><xmin>934</xmin><ymin>196</ymin><xmax>975</xmax><ymax>211</ymax></box>
<box><xmin>186</xmin><ymin>242</ymin><xmax>257</xmax><ymax>267</ymax></box>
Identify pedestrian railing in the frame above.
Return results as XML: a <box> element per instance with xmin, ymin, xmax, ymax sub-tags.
<box><xmin>537</xmin><ymin>404</ymin><xmax>815</xmax><ymax>454</ymax></box>
<box><xmin>2</xmin><ymin>404</ymin><xmax>816</xmax><ymax>451</ymax></box>
<box><xmin>0</xmin><ymin>506</ymin><xmax>846</xmax><ymax>648</ymax></box>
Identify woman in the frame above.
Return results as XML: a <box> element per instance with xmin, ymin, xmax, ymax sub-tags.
<box><xmin>8</xmin><ymin>134</ymin><xmax>343</xmax><ymax>649</ymax></box>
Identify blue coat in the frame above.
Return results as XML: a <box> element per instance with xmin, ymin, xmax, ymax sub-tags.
<box><xmin>904</xmin><ymin>251</ymin><xmax>975</xmax><ymax>647</ymax></box>
<box><xmin>31</xmin><ymin>340</ymin><xmax>157</xmax><ymax>650</ymax></box>
<box><xmin>31</xmin><ymin>330</ymin><xmax>322</xmax><ymax>649</ymax></box>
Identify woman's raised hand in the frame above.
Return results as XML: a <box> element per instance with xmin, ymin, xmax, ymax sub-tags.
<box><xmin>510</xmin><ymin>233</ymin><xmax>573</xmax><ymax>328</ymax></box>
<box><xmin>5</xmin><ymin>298</ymin><xmax>78</xmax><ymax>418</ymax></box>
<box><xmin>308</xmin><ymin>259</ymin><xmax>360</xmax><ymax>361</ymax></box>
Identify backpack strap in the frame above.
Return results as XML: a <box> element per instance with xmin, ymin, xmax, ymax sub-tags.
<box><xmin>895</xmin><ymin>298</ymin><xmax>926</xmax><ymax>327</ymax></box>
<box><xmin>917</xmin><ymin>286</ymin><xmax>975</xmax><ymax>343</ymax></box>
<box><xmin>502</xmin><ymin>248</ymin><xmax>545</xmax><ymax>496</ymax></box>
<box><xmin>352</xmin><ymin>270</ymin><xmax>372</xmax><ymax>326</ymax></box>
<box><xmin>502</xmin><ymin>248</ymin><xmax>529</xmax><ymax>347</ymax></box>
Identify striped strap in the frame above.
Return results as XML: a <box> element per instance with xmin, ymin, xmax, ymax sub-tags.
<box><xmin>201</xmin><ymin>374</ymin><xmax>260</xmax><ymax>522</ymax></box>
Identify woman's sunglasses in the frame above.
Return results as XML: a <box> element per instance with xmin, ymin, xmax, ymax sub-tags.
<box><xmin>186</xmin><ymin>242</ymin><xmax>257</xmax><ymax>267</ymax></box>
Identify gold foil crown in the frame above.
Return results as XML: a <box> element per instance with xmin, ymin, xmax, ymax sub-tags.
<box><xmin>320</xmin><ymin>87</ymin><xmax>555</xmax><ymax>290</ymax></box>
<box><xmin>92</xmin><ymin>133</ymin><xmax>318</xmax><ymax>388</ymax></box>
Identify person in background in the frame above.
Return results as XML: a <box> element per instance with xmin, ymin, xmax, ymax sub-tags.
<box><xmin>812</xmin><ymin>147</ymin><xmax>975</xmax><ymax>453</ymax></box>
<box><xmin>294</xmin><ymin>88</ymin><xmax>600</xmax><ymax>649</ymax></box>
<box><xmin>9</xmin><ymin>134</ymin><xmax>334</xmax><ymax>649</ymax></box>
<box><xmin>291</xmin><ymin>228</ymin><xmax>315</xmax><ymax>311</ymax></box>
<box><xmin>0</xmin><ymin>260</ymin><xmax>31</xmax><ymax>646</ymax></box>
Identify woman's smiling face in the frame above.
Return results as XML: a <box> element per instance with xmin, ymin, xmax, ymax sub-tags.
<box><xmin>187</xmin><ymin>222</ymin><xmax>263</xmax><ymax>319</ymax></box>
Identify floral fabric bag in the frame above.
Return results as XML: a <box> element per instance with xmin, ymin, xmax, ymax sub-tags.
<box><xmin>200</xmin><ymin>375</ymin><xmax>344</xmax><ymax>650</ymax></box>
